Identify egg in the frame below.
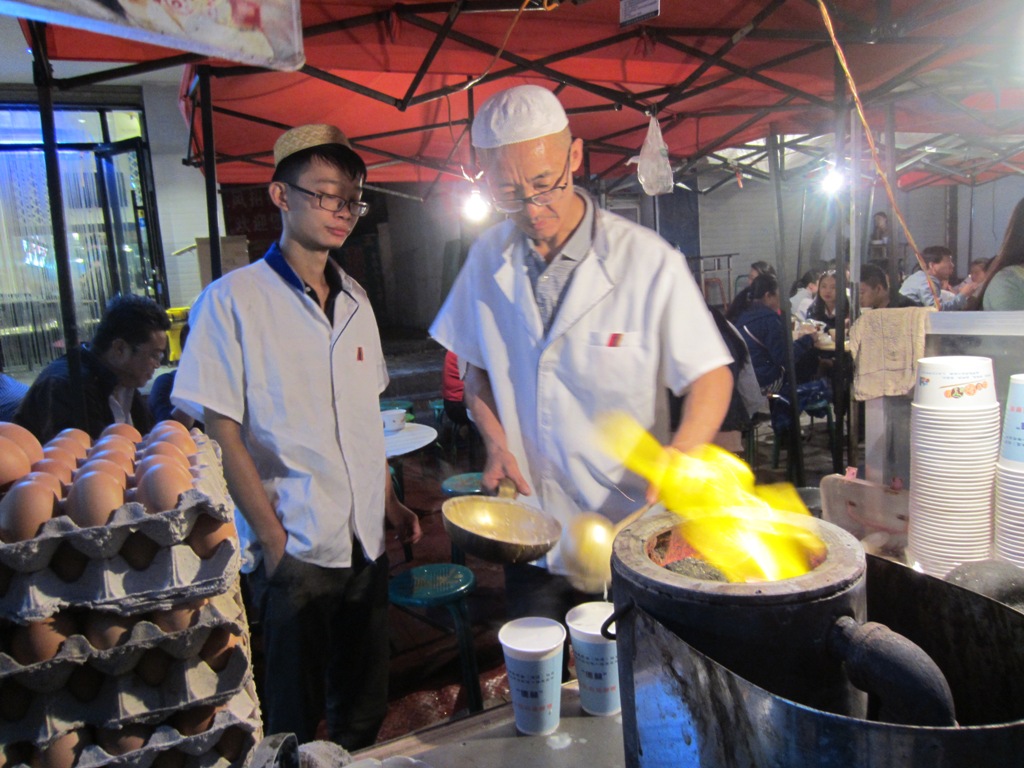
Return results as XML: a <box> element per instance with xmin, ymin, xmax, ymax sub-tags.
<box><xmin>45</xmin><ymin>436</ymin><xmax>87</xmax><ymax>463</ymax></box>
<box><xmin>150</xmin><ymin>749</ymin><xmax>186</xmax><ymax>768</ymax></box>
<box><xmin>34</xmin><ymin>729</ymin><xmax>89</xmax><ymax>768</ymax></box>
<box><xmin>0</xmin><ymin>478</ymin><xmax>58</xmax><ymax>542</ymax></box>
<box><xmin>96</xmin><ymin>723</ymin><xmax>150</xmax><ymax>756</ymax></box>
<box><xmin>131</xmin><ymin>455</ymin><xmax>175</xmax><ymax>486</ymax></box>
<box><xmin>119</xmin><ymin>531</ymin><xmax>160</xmax><ymax>571</ymax></box>
<box><xmin>148</xmin><ymin>420</ymin><xmax>191</xmax><ymax>441</ymax></box>
<box><xmin>215</xmin><ymin>726</ymin><xmax>247</xmax><ymax>761</ymax></box>
<box><xmin>187</xmin><ymin>515</ymin><xmax>236</xmax><ymax>559</ymax></box>
<box><xmin>89</xmin><ymin>434</ymin><xmax>136</xmax><ymax>460</ymax></box>
<box><xmin>84</xmin><ymin>611</ymin><xmax>137</xmax><ymax>650</ymax></box>
<box><xmin>31</xmin><ymin>458</ymin><xmax>73</xmax><ymax>487</ymax></box>
<box><xmin>0</xmin><ymin>679</ymin><xmax>32</xmax><ymax>720</ymax></box>
<box><xmin>41</xmin><ymin>445</ymin><xmax>78</xmax><ymax>476</ymax></box>
<box><xmin>82</xmin><ymin>450</ymin><xmax>134</xmax><ymax>479</ymax></box>
<box><xmin>134</xmin><ymin>463</ymin><xmax>193</xmax><ymax>515</ymax></box>
<box><xmin>55</xmin><ymin>428</ymin><xmax>91</xmax><ymax>452</ymax></box>
<box><xmin>100</xmin><ymin>423</ymin><xmax>142</xmax><ymax>444</ymax></box>
<box><xmin>19</xmin><ymin>471</ymin><xmax>63</xmax><ymax>500</ymax></box>
<box><xmin>50</xmin><ymin>541</ymin><xmax>90</xmax><ymax>584</ymax></box>
<box><xmin>200</xmin><ymin>627</ymin><xmax>239</xmax><ymax>672</ymax></box>
<box><xmin>0</xmin><ymin>436</ymin><xmax>31</xmax><ymax>490</ymax></box>
<box><xmin>10</xmin><ymin>613</ymin><xmax>77</xmax><ymax>665</ymax></box>
<box><xmin>135</xmin><ymin>647</ymin><xmax>171</xmax><ymax>686</ymax></box>
<box><xmin>149</xmin><ymin>602</ymin><xmax>200</xmax><ymax>634</ymax></box>
<box><xmin>138</xmin><ymin>440</ymin><xmax>190</xmax><ymax>470</ymax></box>
<box><xmin>172</xmin><ymin>703</ymin><xmax>218</xmax><ymax>736</ymax></box>
<box><xmin>0</xmin><ymin>423</ymin><xmax>43</xmax><ymax>464</ymax></box>
<box><xmin>66</xmin><ymin>471</ymin><xmax>125</xmax><ymax>528</ymax></box>
<box><xmin>66</xmin><ymin>664</ymin><xmax>104</xmax><ymax>702</ymax></box>
<box><xmin>149</xmin><ymin>430</ymin><xmax>197</xmax><ymax>458</ymax></box>
<box><xmin>73</xmin><ymin>459</ymin><xmax>128</xmax><ymax>490</ymax></box>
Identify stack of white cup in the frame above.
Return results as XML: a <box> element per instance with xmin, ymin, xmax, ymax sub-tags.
<box><xmin>907</xmin><ymin>356</ymin><xmax>999</xmax><ymax>577</ymax></box>
<box><xmin>995</xmin><ymin>373</ymin><xmax>1024</xmax><ymax>567</ymax></box>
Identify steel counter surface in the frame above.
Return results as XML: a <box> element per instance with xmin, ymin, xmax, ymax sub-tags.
<box><xmin>354</xmin><ymin>682</ymin><xmax>625</xmax><ymax>767</ymax></box>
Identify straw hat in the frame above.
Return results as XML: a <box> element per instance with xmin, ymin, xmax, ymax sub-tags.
<box><xmin>273</xmin><ymin>124</ymin><xmax>351</xmax><ymax>166</ymax></box>
<box><xmin>471</xmin><ymin>85</ymin><xmax>569</xmax><ymax>149</ymax></box>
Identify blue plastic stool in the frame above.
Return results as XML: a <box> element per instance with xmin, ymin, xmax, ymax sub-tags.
<box><xmin>388</xmin><ymin>564</ymin><xmax>483</xmax><ymax>712</ymax></box>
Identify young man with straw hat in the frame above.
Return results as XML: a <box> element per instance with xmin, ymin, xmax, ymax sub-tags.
<box><xmin>430</xmin><ymin>85</ymin><xmax>733</xmax><ymax>621</ymax></box>
<box><xmin>173</xmin><ymin>124</ymin><xmax>421</xmax><ymax>747</ymax></box>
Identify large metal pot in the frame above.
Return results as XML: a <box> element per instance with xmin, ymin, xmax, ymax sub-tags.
<box><xmin>442</xmin><ymin>483</ymin><xmax>560</xmax><ymax>564</ymax></box>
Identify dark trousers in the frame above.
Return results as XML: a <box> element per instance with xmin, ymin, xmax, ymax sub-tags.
<box><xmin>248</xmin><ymin>545</ymin><xmax>390</xmax><ymax>748</ymax></box>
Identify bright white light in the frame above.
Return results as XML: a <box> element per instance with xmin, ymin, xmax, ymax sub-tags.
<box><xmin>820</xmin><ymin>169</ymin><xmax>845</xmax><ymax>196</ymax></box>
<box><xmin>462</xmin><ymin>188</ymin><xmax>490</xmax><ymax>222</ymax></box>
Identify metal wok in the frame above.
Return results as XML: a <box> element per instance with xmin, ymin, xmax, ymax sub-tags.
<box><xmin>442</xmin><ymin>481</ymin><xmax>561</xmax><ymax>565</ymax></box>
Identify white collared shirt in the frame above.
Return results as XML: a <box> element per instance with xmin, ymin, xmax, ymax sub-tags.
<box><xmin>172</xmin><ymin>250</ymin><xmax>389</xmax><ymax>569</ymax></box>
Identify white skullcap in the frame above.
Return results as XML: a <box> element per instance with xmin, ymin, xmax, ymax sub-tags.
<box><xmin>471</xmin><ymin>85</ymin><xmax>569</xmax><ymax>149</ymax></box>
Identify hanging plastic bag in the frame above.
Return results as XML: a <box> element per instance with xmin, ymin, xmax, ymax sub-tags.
<box><xmin>628</xmin><ymin>115</ymin><xmax>674</xmax><ymax>196</ymax></box>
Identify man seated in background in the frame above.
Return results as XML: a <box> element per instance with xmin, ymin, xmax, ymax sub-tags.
<box><xmin>859</xmin><ymin>264</ymin><xmax>918</xmax><ymax>310</ymax></box>
<box><xmin>15</xmin><ymin>294</ymin><xmax>168</xmax><ymax>442</ymax></box>
<box><xmin>149</xmin><ymin>322</ymin><xmax>198</xmax><ymax>430</ymax></box>
<box><xmin>898</xmin><ymin>245</ymin><xmax>976</xmax><ymax>310</ymax></box>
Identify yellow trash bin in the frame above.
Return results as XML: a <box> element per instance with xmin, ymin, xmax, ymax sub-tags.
<box><xmin>165</xmin><ymin>307</ymin><xmax>190</xmax><ymax>363</ymax></box>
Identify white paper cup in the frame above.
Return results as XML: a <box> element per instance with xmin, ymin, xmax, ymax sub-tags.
<box><xmin>499</xmin><ymin>617</ymin><xmax>566</xmax><ymax>735</ymax></box>
<box><xmin>565</xmin><ymin>601</ymin><xmax>620</xmax><ymax>716</ymax></box>
<box><xmin>381</xmin><ymin>408</ymin><xmax>406</xmax><ymax>433</ymax></box>
<box><xmin>1000</xmin><ymin>374</ymin><xmax>1024</xmax><ymax>464</ymax></box>
<box><xmin>913</xmin><ymin>356</ymin><xmax>995</xmax><ymax>409</ymax></box>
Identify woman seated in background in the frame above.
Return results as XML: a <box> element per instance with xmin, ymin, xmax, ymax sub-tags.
<box><xmin>788</xmin><ymin>269</ymin><xmax>820</xmax><ymax>321</ymax></box>
<box><xmin>735</xmin><ymin>274</ymin><xmax>817</xmax><ymax>433</ymax></box>
<box><xmin>806</xmin><ymin>270</ymin><xmax>846</xmax><ymax>331</ymax></box>
<box><xmin>727</xmin><ymin>260</ymin><xmax>776</xmax><ymax>322</ymax></box>
<box><xmin>973</xmin><ymin>197</ymin><xmax>1024</xmax><ymax>311</ymax></box>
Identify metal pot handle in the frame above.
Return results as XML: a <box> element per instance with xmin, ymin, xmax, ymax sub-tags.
<box><xmin>496</xmin><ymin>478</ymin><xmax>517</xmax><ymax>498</ymax></box>
<box><xmin>601</xmin><ymin>601</ymin><xmax>635</xmax><ymax>641</ymax></box>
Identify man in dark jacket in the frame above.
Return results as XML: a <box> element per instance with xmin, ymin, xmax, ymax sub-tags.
<box><xmin>15</xmin><ymin>294</ymin><xmax>169</xmax><ymax>442</ymax></box>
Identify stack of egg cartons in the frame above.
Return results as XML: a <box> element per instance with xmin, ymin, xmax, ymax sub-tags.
<box><xmin>0</xmin><ymin>420</ymin><xmax>261</xmax><ymax>768</ymax></box>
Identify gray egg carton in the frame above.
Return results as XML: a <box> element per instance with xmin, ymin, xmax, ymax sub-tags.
<box><xmin>0</xmin><ymin>587</ymin><xmax>247</xmax><ymax>690</ymax></box>
<box><xmin>6</xmin><ymin>681</ymin><xmax>263</xmax><ymax>768</ymax></box>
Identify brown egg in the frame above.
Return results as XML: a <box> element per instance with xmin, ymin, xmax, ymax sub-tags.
<box><xmin>31</xmin><ymin>458</ymin><xmax>73</xmax><ymax>487</ymax></box>
<box><xmin>131</xmin><ymin>455</ymin><xmax>175</xmax><ymax>486</ymax></box>
<box><xmin>134</xmin><ymin>463</ymin><xmax>192</xmax><ymax>515</ymax></box>
<box><xmin>18</xmin><ymin>471</ymin><xmax>63</xmax><ymax>500</ymax></box>
<box><xmin>149</xmin><ymin>420</ymin><xmax>191</xmax><ymax>441</ymax></box>
<box><xmin>73</xmin><ymin>459</ymin><xmax>128</xmax><ymax>490</ymax></box>
<box><xmin>150</xmin><ymin>749</ymin><xmax>186</xmax><ymax>768</ymax></box>
<box><xmin>66</xmin><ymin>664</ymin><xmax>104</xmax><ymax>702</ymax></box>
<box><xmin>134</xmin><ymin>647</ymin><xmax>171</xmax><ymax>686</ymax></box>
<box><xmin>89</xmin><ymin>434</ymin><xmax>136</xmax><ymax>460</ymax></box>
<box><xmin>10</xmin><ymin>613</ymin><xmax>77</xmax><ymax>665</ymax></box>
<box><xmin>200</xmin><ymin>627</ymin><xmax>239</xmax><ymax>672</ymax></box>
<box><xmin>0</xmin><ymin>423</ymin><xmax>43</xmax><ymax>464</ymax></box>
<box><xmin>100</xmin><ymin>423</ymin><xmax>142</xmax><ymax>444</ymax></box>
<box><xmin>120</xmin><ymin>531</ymin><xmax>160</xmax><ymax>571</ymax></box>
<box><xmin>0</xmin><ymin>436</ymin><xmax>31</xmax><ymax>491</ymax></box>
<box><xmin>66</xmin><ymin>471</ymin><xmax>125</xmax><ymax>528</ymax></box>
<box><xmin>149</xmin><ymin>603</ymin><xmax>199</xmax><ymax>634</ymax></box>
<box><xmin>45</xmin><ymin>436</ymin><xmax>87</xmax><ymax>463</ymax></box>
<box><xmin>215</xmin><ymin>726</ymin><xmax>247</xmax><ymax>761</ymax></box>
<box><xmin>50</xmin><ymin>541</ymin><xmax>90</xmax><ymax>584</ymax></box>
<box><xmin>139</xmin><ymin>440</ymin><xmax>190</xmax><ymax>470</ymax></box>
<box><xmin>34</xmin><ymin>729</ymin><xmax>89</xmax><ymax>768</ymax></box>
<box><xmin>150</xmin><ymin>430</ymin><xmax>197</xmax><ymax>458</ymax></box>
<box><xmin>41</xmin><ymin>445</ymin><xmax>78</xmax><ymax>476</ymax></box>
<box><xmin>172</xmin><ymin>703</ymin><xmax>218</xmax><ymax>736</ymax></box>
<box><xmin>187</xmin><ymin>516</ymin><xmax>237</xmax><ymax>559</ymax></box>
<box><xmin>96</xmin><ymin>723</ymin><xmax>150</xmax><ymax>756</ymax></box>
<box><xmin>0</xmin><ymin>477</ymin><xmax>58</xmax><ymax>542</ymax></box>
<box><xmin>55</xmin><ymin>428</ymin><xmax>91</xmax><ymax>452</ymax></box>
<box><xmin>0</xmin><ymin>679</ymin><xmax>32</xmax><ymax>720</ymax></box>
<box><xmin>84</xmin><ymin>611</ymin><xmax>137</xmax><ymax>650</ymax></box>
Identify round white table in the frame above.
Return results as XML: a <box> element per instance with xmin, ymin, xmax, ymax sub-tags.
<box><xmin>385</xmin><ymin>422</ymin><xmax>438</xmax><ymax>458</ymax></box>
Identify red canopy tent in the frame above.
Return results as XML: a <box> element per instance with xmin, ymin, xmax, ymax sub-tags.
<box><xmin>24</xmin><ymin>0</ymin><xmax>1024</xmax><ymax>189</ymax></box>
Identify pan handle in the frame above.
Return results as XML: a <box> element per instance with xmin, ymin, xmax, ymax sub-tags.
<box><xmin>601</xmin><ymin>600</ymin><xmax>635</xmax><ymax>641</ymax></box>
<box><xmin>497</xmin><ymin>478</ymin><xmax>517</xmax><ymax>498</ymax></box>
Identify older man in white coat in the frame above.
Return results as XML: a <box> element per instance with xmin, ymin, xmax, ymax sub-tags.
<box><xmin>430</xmin><ymin>85</ymin><xmax>733</xmax><ymax>621</ymax></box>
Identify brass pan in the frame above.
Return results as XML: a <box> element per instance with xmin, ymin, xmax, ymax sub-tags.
<box><xmin>442</xmin><ymin>480</ymin><xmax>561</xmax><ymax>565</ymax></box>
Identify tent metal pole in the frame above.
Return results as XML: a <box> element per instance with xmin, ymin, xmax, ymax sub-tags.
<box><xmin>28</xmin><ymin>21</ymin><xmax>85</xmax><ymax>426</ymax></box>
<box><xmin>884</xmin><ymin>104</ymin><xmax>899</xmax><ymax>302</ymax></box>
<box><xmin>847</xmin><ymin>110</ymin><xmax>861</xmax><ymax>470</ymax></box>
<box><xmin>768</xmin><ymin>126</ymin><xmax>805</xmax><ymax>486</ymax></box>
<box><xmin>198</xmin><ymin>66</ymin><xmax>222</xmax><ymax>281</ymax></box>
<box><xmin>831</xmin><ymin>57</ymin><xmax>848</xmax><ymax>475</ymax></box>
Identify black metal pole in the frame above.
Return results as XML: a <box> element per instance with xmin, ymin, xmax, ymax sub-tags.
<box><xmin>831</xmin><ymin>57</ymin><xmax>848</xmax><ymax>475</ymax></box>
<box><xmin>29</xmin><ymin>22</ymin><xmax>86</xmax><ymax>427</ymax></box>
<box><xmin>198</xmin><ymin>66</ymin><xmax>222</xmax><ymax>281</ymax></box>
<box><xmin>767</xmin><ymin>128</ymin><xmax>805</xmax><ymax>486</ymax></box>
